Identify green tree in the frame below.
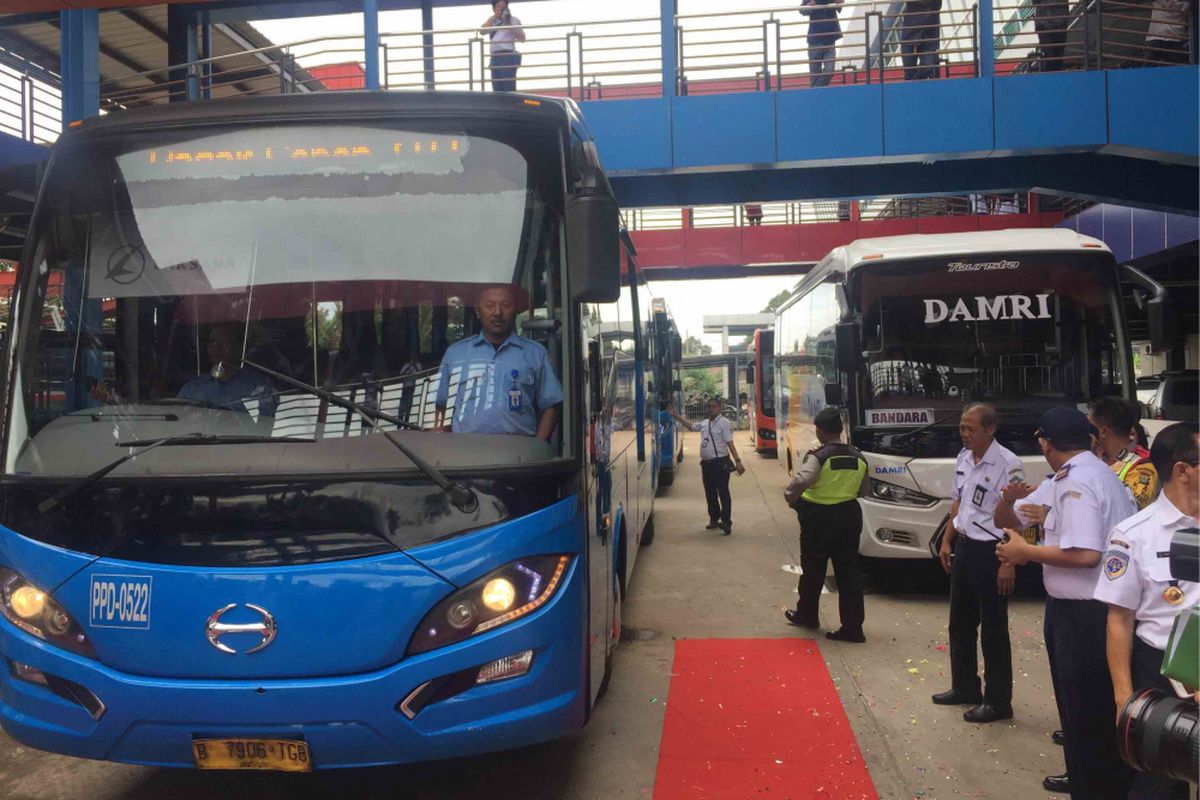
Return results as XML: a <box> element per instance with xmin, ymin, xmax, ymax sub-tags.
<box><xmin>682</xmin><ymin>367</ymin><xmax>719</xmax><ymax>398</ymax></box>
<box><xmin>741</xmin><ymin>289</ymin><xmax>794</xmax><ymax>347</ymax></box>
<box><xmin>682</xmin><ymin>335</ymin><xmax>711</xmax><ymax>356</ymax></box>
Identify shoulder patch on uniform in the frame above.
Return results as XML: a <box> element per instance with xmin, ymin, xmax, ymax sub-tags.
<box><xmin>1054</xmin><ymin>465</ymin><xmax>1072</xmax><ymax>481</ymax></box>
<box><xmin>1103</xmin><ymin>550</ymin><xmax>1130</xmax><ymax>581</ymax></box>
<box><xmin>1109</xmin><ymin>538</ymin><xmax>1130</xmax><ymax>549</ymax></box>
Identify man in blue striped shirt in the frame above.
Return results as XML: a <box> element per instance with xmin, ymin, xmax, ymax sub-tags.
<box><xmin>435</xmin><ymin>285</ymin><xmax>562</xmax><ymax>440</ymax></box>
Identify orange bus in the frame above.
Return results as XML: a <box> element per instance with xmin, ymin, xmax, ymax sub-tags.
<box><xmin>747</xmin><ymin>328</ymin><xmax>776</xmax><ymax>454</ymax></box>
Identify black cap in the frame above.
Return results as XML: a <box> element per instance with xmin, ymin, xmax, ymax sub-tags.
<box><xmin>814</xmin><ymin>407</ymin><xmax>843</xmax><ymax>434</ymax></box>
<box><xmin>1035</xmin><ymin>407</ymin><xmax>1097</xmax><ymax>443</ymax></box>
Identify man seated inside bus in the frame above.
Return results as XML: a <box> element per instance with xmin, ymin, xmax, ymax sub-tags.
<box><xmin>178</xmin><ymin>322</ymin><xmax>275</xmax><ymax>414</ymax></box>
<box><xmin>434</xmin><ymin>284</ymin><xmax>562</xmax><ymax>442</ymax></box>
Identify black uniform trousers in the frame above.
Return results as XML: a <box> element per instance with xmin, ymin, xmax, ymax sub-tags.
<box><xmin>1127</xmin><ymin>636</ymin><xmax>1190</xmax><ymax>800</ymax></box>
<box><xmin>1044</xmin><ymin>597</ymin><xmax>1134</xmax><ymax>800</ymax></box>
<box><xmin>948</xmin><ymin>536</ymin><xmax>1012</xmax><ymax>708</ymax></box>
<box><xmin>700</xmin><ymin>458</ymin><xmax>732</xmax><ymax>526</ymax></box>
<box><xmin>795</xmin><ymin>499</ymin><xmax>865</xmax><ymax>634</ymax></box>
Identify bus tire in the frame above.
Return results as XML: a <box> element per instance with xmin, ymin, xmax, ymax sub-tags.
<box><xmin>597</xmin><ymin>573</ymin><xmax>622</xmax><ymax>700</ymax></box>
<box><xmin>640</xmin><ymin>514</ymin><xmax>655</xmax><ymax>546</ymax></box>
<box><xmin>659</xmin><ymin>469</ymin><xmax>674</xmax><ymax>488</ymax></box>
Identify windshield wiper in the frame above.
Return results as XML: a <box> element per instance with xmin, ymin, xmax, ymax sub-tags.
<box><xmin>893</xmin><ymin>413</ymin><xmax>961</xmax><ymax>445</ymax></box>
<box><xmin>242</xmin><ymin>360</ymin><xmax>478</xmax><ymax>513</ymax></box>
<box><xmin>38</xmin><ymin>433</ymin><xmax>314</xmax><ymax>514</ymax></box>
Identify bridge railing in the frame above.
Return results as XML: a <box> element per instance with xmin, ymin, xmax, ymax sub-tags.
<box><xmin>993</xmin><ymin>0</ymin><xmax>1196</xmax><ymax>73</ymax></box>
<box><xmin>675</xmin><ymin>3</ymin><xmax>981</xmax><ymax>94</ymax></box>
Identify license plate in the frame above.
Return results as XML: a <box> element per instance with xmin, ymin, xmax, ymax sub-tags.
<box><xmin>192</xmin><ymin>738</ymin><xmax>311</xmax><ymax>772</ymax></box>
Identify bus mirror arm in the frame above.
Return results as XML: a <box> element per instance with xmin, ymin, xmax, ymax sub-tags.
<box><xmin>1120</xmin><ymin>264</ymin><xmax>1175</xmax><ymax>354</ymax></box>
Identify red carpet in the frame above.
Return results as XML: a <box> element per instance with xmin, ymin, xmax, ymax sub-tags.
<box><xmin>652</xmin><ymin>639</ymin><xmax>878</xmax><ymax>800</ymax></box>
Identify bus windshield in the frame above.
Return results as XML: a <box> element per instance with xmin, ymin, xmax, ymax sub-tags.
<box><xmin>8</xmin><ymin>121</ymin><xmax>568</xmax><ymax>480</ymax></box>
<box><xmin>855</xmin><ymin>254</ymin><xmax>1126</xmax><ymax>422</ymax></box>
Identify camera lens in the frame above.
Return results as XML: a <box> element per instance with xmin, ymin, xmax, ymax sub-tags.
<box><xmin>1118</xmin><ymin>689</ymin><xmax>1199</xmax><ymax>784</ymax></box>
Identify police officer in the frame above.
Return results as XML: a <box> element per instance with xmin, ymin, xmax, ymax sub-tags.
<box><xmin>782</xmin><ymin>407</ymin><xmax>868</xmax><ymax>643</ymax></box>
<box><xmin>932</xmin><ymin>404</ymin><xmax>1023</xmax><ymax>723</ymax></box>
<box><xmin>1094</xmin><ymin>422</ymin><xmax>1198</xmax><ymax>800</ymax></box>
<box><xmin>1089</xmin><ymin>396</ymin><xmax>1159</xmax><ymax>510</ymax></box>
<box><xmin>995</xmin><ymin>407</ymin><xmax>1137</xmax><ymax>800</ymax></box>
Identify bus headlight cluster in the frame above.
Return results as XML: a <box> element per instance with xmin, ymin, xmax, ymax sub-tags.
<box><xmin>408</xmin><ymin>555</ymin><xmax>571</xmax><ymax>656</ymax></box>
<box><xmin>867</xmin><ymin>479</ymin><xmax>937</xmax><ymax>508</ymax></box>
<box><xmin>0</xmin><ymin>568</ymin><xmax>95</xmax><ymax>659</ymax></box>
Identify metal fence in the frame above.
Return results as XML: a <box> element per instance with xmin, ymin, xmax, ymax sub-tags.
<box><xmin>994</xmin><ymin>0</ymin><xmax>1196</xmax><ymax>73</ymax></box>
<box><xmin>675</xmin><ymin>3</ymin><xmax>981</xmax><ymax>94</ymax></box>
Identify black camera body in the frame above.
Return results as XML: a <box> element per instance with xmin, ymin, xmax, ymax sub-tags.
<box><xmin>1116</xmin><ymin>527</ymin><xmax>1198</xmax><ymax>785</ymax></box>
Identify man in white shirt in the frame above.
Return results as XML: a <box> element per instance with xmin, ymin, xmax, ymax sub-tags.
<box><xmin>481</xmin><ymin>1</ymin><xmax>525</xmax><ymax>92</ymax></box>
<box><xmin>995</xmin><ymin>407</ymin><xmax>1137</xmax><ymax>800</ymax></box>
<box><xmin>669</xmin><ymin>398</ymin><xmax>744</xmax><ymax>534</ymax></box>
<box><xmin>932</xmin><ymin>404</ymin><xmax>1024</xmax><ymax>723</ymax></box>
<box><xmin>1094</xmin><ymin>422</ymin><xmax>1198</xmax><ymax>800</ymax></box>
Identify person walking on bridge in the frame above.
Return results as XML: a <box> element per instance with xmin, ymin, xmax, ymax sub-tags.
<box><xmin>481</xmin><ymin>1</ymin><xmax>525</xmax><ymax>92</ymax></box>
<box><xmin>783</xmin><ymin>407</ymin><xmax>869</xmax><ymax>643</ymax></box>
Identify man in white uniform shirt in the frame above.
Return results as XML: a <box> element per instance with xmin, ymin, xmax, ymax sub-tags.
<box><xmin>995</xmin><ymin>407</ymin><xmax>1137</xmax><ymax>800</ymax></box>
<box><xmin>932</xmin><ymin>404</ymin><xmax>1024</xmax><ymax>723</ymax></box>
<box><xmin>669</xmin><ymin>398</ymin><xmax>744</xmax><ymax>534</ymax></box>
<box><xmin>1094</xmin><ymin>422</ymin><xmax>1198</xmax><ymax>800</ymax></box>
<box><xmin>480</xmin><ymin>1</ymin><xmax>525</xmax><ymax>92</ymax></box>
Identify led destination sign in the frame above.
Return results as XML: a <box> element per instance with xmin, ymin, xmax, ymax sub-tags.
<box><xmin>145</xmin><ymin>138</ymin><xmax>462</xmax><ymax>166</ymax></box>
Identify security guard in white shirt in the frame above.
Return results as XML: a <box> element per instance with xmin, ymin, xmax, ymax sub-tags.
<box><xmin>932</xmin><ymin>404</ymin><xmax>1024</xmax><ymax>723</ymax></box>
<box><xmin>669</xmin><ymin>398</ymin><xmax>744</xmax><ymax>534</ymax></box>
<box><xmin>1094</xmin><ymin>422</ymin><xmax>1199</xmax><ymax>800</ymax></box>
<box><xmin>995</xmin><ymin>407</ymin><xmax>1138</xmax><ymax>800</ymax></box>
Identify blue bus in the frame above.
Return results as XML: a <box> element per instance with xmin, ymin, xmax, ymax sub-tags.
<box><xmin>651</xmin><ymin>298</ymin><xmax>684</xmax><ymax>490</ymax></box>
<box><xmin>0</xmin><ymin>91</ymin><xmax>656</xmax><ymax>770</ymax></box>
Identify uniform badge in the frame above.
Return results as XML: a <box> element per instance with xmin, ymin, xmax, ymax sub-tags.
<box><xmin>1054</xmin><ymin>465</ymin><xmax>1072</xmax><ymax>482</ymax></box>
<box><xmin>1103</xmin><ymin>549</ymin><xmax>1130</xmax><ymax>581</ymax></box>
<box><xmin>1163</xmin><ymin>585</ymin><xmax>1185</xmax><ymax>605</ymax></box>
<box><xmin>972</xmin><ymin>485</ymin><xmax>986</xmax><ymax>507</ymax></box>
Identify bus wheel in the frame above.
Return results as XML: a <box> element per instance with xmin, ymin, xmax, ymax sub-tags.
<box><xmin>659</xmin><ymin>469</ymin><xmax>674</xmax><ymax>488</ymax></box>
<box><xmin>641</xmin><ymin>514</ymin><xmax>655</xmax><ymax>546</ymax></box>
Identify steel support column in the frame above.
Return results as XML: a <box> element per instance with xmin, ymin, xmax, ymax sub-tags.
<box><xmin>421</xmin><ymin>0</ymin><xmax>434</xmax><ymax>89</ymax></box>
<box><xmin>166</xmin><ymin>5</ymin><xmax>194</xmax><ymax>102</ymax></box>
<box><xmin>978</xmin><ymin>0</ymin><xmax>994</xmax><ymax>77</ymax></box>
<box><xmin>660</xmin><ymin>0</ymin><xmax>677</xmax><ymax>96</ymax></box>
<box><xmin>364</xmin><ymin>0</ymin><xmax>380</xmax><ymax>90</ymax></box>
<box><xmin>59</xmin><ymin>9</ymin><xmax>99</xmax><ymax>127</ymax></box>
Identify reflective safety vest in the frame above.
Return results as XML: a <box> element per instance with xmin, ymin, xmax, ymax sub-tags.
<box><xmin>801</xmin><ymin>443</ymin><xmax>868</xmax><ymax>505</ymax></box>
<box><xmin>1112</xmin><ymin>446</ymin><xmax>1159</xmax><ymax>510</ymax></box>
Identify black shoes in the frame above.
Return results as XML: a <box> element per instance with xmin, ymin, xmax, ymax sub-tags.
<box><xmin>962</xmin><ymin>702</ymin><xmax>1013</xmax><ymax>723</ymax></box>
<box><xmin>720</xmin><ymin>521</ymin><xmax>732</xmax><ymax>535</ymax></box>
<box><xmin>825</xmin><ymin>628</ymin><xmax>866</xmax><ymax>643</ymax></box>
<box><xmin>931</xmin><ymin>689</ymin><xmax>983</xmax><ymax>706</ymax></box>
<box><xmin>705</xmin><ymin>519</ymin><xmax>720</xmax><ymax>530</ymax></box>
<box><xmin>784</xmin><ymin>609</ymin><xmax>820</xmax><ymax>629</ymax></box>
<box><xmin>1042</xmin><ymin>774</ymin><xmax>1069</xmax><ymax>793</ymax></box>
<box><xmin>1051</xmin><ymin>729</ymin><xmax>1064</xmax><ymax>746</ymax></box>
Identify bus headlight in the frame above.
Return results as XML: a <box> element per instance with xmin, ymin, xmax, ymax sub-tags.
<box><xmin>0</xmin><ymin>568</ymin><xmax>95</xmax><ymax>659</ymax></box>
<box><xmin>867</xmin><ymin>479</ymin><xmax>937</xmax><ymax>508</ymax></box>
<box><xmin>408</xmin><ymin>556</ymin><xmax>571</xmax><ymax>656</ymax></box>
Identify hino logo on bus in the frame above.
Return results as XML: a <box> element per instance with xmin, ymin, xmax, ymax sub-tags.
<box><xmin>923</xmin><ymin>294</ymin><xmax>1051</xmax><ymax>324</ymax></box>
<box><xmin>205</xmin><ymin>603</ymin><xmax>277</xmax><ymax>654</ymax></box>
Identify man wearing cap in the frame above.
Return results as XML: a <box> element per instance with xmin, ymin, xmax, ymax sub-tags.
<box><xmin>931</xmin><ymin>403</ymin><xmax>1023</xmax><ymax>724</ymax></box>
<box><xmin>1094</xmin><ymin>422</ymin><xmax>1198</xmax><ymax>800</ymax></box>
<box><xmin>1089</xmin><ymin>396</ymin><xmax>1159</xmax><ymax>511</ymax></box>
<box><xmin>995</xmin><ymin>407</ymin><xmax>1137</xmax><ymax>800</ymax></box>
<box><xmin>783</xmin><ymin>407</ymin><xmax>869</xmax><ymax>643</ymax></box>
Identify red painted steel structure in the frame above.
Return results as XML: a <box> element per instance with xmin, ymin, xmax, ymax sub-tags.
<box><xmin>628</xmin><ymin>211</ymin><xmax>1066</xmax><ymax>273</ymax></box>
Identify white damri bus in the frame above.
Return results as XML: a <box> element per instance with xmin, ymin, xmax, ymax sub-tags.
<box><xmin>774</xmin><ymin>229</ymin><xmax>1170</xmax><ymax>561</ymax></box>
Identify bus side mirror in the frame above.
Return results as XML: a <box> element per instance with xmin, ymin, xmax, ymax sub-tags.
<box><xmin>824</xmin><ymin>383</ymin><xmax>843</xmax><ymax>406</ymax></box>
<box><xmin>670</xmin><ymin>334</ymin><xmax>683</xmax><ymax>364</ymax></box>
<box><xmin>1121</xmin><ymin>264</ymin><xmax>1176</xmax><ymax>354</ymax></box>
<box><xmin>835</xmin><ymin>321</ymin><xmax>860</xmax><ymax>370</ymax></box>
<box><xmin>567</xmin><ymin>193</ymin><xmax>620</xmax><ymax>302</ymax></box>
<box><xmin>745</xmin><ymin>363</ymin><xmax>755</xmax><ymax>385</ymax></box>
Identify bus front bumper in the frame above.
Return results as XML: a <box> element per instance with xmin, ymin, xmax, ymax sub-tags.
<box><xmin>0</xmin><ymin>562</ymin><xmax>587</xmax><ymax>769</ymax></box>
<box><xmin>858</xmin><ymin>498</ymin><xmax>952</xmax><ymax>559</ymax></box>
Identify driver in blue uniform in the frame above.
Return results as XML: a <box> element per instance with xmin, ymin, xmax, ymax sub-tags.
<box><xmin>434</xmin><ymin>285</ymin><xmax>562</xmax><ymax>441</ymax></box>
<box><xmin>178</xmin><ymin>323</ymin><xmax>274</xmax><ymax>413</ymax></box>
